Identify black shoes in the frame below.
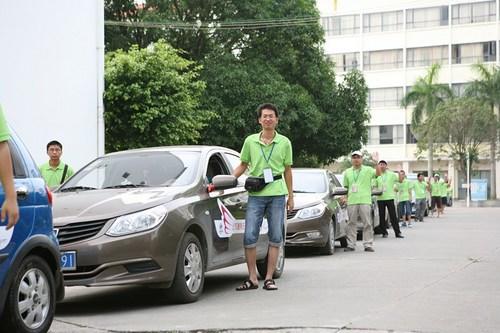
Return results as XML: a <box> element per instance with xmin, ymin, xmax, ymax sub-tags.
<box><xmin>344</xmin><ymin>247</ymin><xmax>355</xmax><ymax>252</ymax></box>
<box><xmin>396</xmin><ymin>234</ymin><xmax>404</xmax><ymax>238</ymax></box>
<box><xmin>382</xmin><ymin>234</ymin><xmax>388</xmax><ymax>238</ymax></box>
<box><xmin>364</xmin><ymin>247</ymin><xmax>375</xmax><ymax>252</ymax></box>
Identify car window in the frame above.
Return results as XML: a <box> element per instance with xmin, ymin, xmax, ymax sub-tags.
<box><xmin>292</xmin><ymin>171</ymin><xmax>327</xmax><ymax>193</ymax></box>
<box><xmin>223</xmin><ymin>153</ymin><xmax>241</xmax><ymax>172</ymax></box>
<box><xmin>206</xmin><ymin>153</ymin><xmax>230</xmax><ymax>182</ymax></box>
<box><xmin>60</xmin><ymin>151</ymin><xmax>201</xmax><ymax>189</ymax></box>
<box><xmin>330</xmin><ymin>173</ymin><xmax>342</xmax><ymax>187</ymax></box>
<box><xmin>8</xmin><ymin>140</ymin><xmax>27</xmax><ymax>179</ymax></box>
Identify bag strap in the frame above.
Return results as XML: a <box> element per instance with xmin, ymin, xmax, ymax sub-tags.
<box><xmin>60</xmin><ymin>164</ymin><xmax>69</xmax><ymax>184</ymax></box>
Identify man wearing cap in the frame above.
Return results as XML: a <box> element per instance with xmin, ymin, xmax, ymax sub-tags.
<box><xmin>376</xmin><ymin>160</ymin><xmax>404</xmax><ymax>238</ymax></box>
<box><xmin>342</xmin><ymin>151</ymin><xmax>381</xmax><ymax>252</ymax></box>
<box><xmin>429</xmin><ymin>174</ymin><xmax>442</xmax><ymax>217</ymax></box>
<box><xmin>413</xmin><ymin>173</ymin><xmax>429</xmax><ymax>222</ymax></box>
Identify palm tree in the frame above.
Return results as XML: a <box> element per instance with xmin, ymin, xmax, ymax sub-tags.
<box><xmin>466</xmin><ymin>64</ymin><xmax>500</xmax><ymax>200</ymax></box>
<box><xmin>401</xmin><ymin>64</ymin><xmax>452</xmax><ymax>179</ymax></box>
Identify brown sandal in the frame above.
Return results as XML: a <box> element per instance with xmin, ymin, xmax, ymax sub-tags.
<box><xmin>235</xmin><ymin>279</ymin><xmax>258</xmax><ymax>291</ymax></box>
<box><xmin>263</xmin><ymin>279</ymin><xmax>278</xmax><ymax>291</ymax></box>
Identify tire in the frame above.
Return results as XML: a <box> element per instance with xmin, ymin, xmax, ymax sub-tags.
<box><xmin>319</xmin><ymin>221</ymin><xmax>335</xmax><ymax>255</ymax></box>
<box><xmin>339</xmin><ymin>236</ymin><xmax>348</xmax><ymax>248</ymax></box>
<box><xmin>0</xmin><ymin>255</ymin><xmax>56</xmax><ymax>333</ymax></box>
<box><xmin>257</xmin><ymin>241</ymin><xmax>285</xmax><ymax>279</ymax></box>
<box><xmin>166</xmin><ymin>232</ymin><xmax>205</xmax><ymax>304</ymax></box>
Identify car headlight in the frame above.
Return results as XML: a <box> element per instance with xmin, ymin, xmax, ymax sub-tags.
<box><xmin>106</xmin><ymin>205</ymin><xmax>168</xmax><ymax>237</ymax></box>
<box><xmin>296</xmin><ymin>203</ymin><xmax>326</xmax><ymax>219</ymax></box>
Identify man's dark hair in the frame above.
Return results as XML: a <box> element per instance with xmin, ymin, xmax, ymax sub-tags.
<box><xmin>257</xmin><ymin>103</ymin><xmax>279</xmax><ymax>118</ymax></box>
<box><xmin>417</xmin><ymin>173</ymin><xmax>423</xmax><ymax>178</ymax></box>
<box><xmin>46</xmin><ymin>140</ymin><xmax>63</xmax><ymax>151</ymax></box>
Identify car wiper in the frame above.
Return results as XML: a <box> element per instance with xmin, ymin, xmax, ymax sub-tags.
<box><xmin>102</xmin><ymin>184</ymin><xmax>150</xmax><ymax>189</ymax></box>
<box><xmin>59</xmin><ymin>186</ymin><xmax>97</xmax><ymax>192</ymax></box>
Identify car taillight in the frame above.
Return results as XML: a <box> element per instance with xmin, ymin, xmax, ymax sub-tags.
<box><xmin>46</xmin><ymin>186</ymin><xmax>53</xmax><ymax>205</ymax></box>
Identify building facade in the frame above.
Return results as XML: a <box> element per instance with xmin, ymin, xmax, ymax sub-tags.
<box><xmin>317</xmin><ymin>0</ymin><xmax>500</xmax><ymax>199</ymax></box>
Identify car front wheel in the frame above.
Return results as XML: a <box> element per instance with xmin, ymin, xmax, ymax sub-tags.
<box><xmin>320</xmin><ymin>221</ymin><xmax>335</xmax><ymax>255</ymax></box>
<box><xmin>0</xmin><ymin>255</ymin><xmax>56</xmax><ymax>333</ymax></box>
<box><xmin>257</xmin><ymin>241</ymin><xmax>285</xmax><ymax>279</ymax></box>
<box><xmin>166</xmin><ymin>232</ymin><xmax>205</xmax><ymax>304</ymax></box>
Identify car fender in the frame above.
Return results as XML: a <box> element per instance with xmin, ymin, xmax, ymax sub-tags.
<box><xmin>0</xmin><ymin>235</ymin><xmax>64</xmax><ymax>315</ymax></box>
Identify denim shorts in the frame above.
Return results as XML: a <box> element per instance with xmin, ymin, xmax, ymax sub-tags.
<box><xmin>399</xmin><ymin>200</ymin><xmax>412</xmax><ymax>217</ymax></box>
<box><xmin>244</xmin><ymin>195</ymin><xmax>286</xmax><ymax>248</ymax></box>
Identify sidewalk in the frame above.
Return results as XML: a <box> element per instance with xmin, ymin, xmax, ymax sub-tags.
<box><xmin>453</xmin><ymin>199</ymin><xmax>500</xmax><ymax>208</ymax></box>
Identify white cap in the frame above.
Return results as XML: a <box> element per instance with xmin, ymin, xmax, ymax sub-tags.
<box><xmin>434</xmin><ymin>173</ymin><xmax>440</xmax><ymax>177</ymax></box>
<box><xmin>351</xmin><ymin>150</ymin><xmax>362</xmax><ymax>157</ymax></box>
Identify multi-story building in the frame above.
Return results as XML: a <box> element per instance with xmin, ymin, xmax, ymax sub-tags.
<box><xmin>317</xmin><ymin>0</ymin><xmax>500</xmax><ymax>199</ymax></box>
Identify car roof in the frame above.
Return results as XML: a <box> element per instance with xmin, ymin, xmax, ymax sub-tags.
<box><xmin>104</xmin><ymin>145</ymin><xmax>239</xmax><ymax>157</ymax></box>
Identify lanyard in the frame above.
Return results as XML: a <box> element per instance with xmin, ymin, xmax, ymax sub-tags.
<box><xmin>352</xmin><ymin>167</ymin><xmax>361</xmax><ymax>183</ymax></box>
<box><xmin>260</xmin><ymin>142</ymin><xmax>275</xmax><ymax>165</ymax></box>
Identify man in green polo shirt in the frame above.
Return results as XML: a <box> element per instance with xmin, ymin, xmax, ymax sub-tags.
<box><xmin>397</xmin><ymin>170</ymin><xmax>412</xmax><ymax>227</ymax></box>
<box><xmin>376</xmin><ymin>160</ymin><xmax>403</xmax><ymax>238</ymax></box>
<box><xmin>39</xmin><ymin>140</ymin><xmax>74</xmax><ymax>189</ymax></box>
<box><xmin>233</xmin><ymin>103</ymin><xmax>293</xmax><ymax>291</ymax></box>
<box><xmin>413</xmin><ymin>173</ymin><xmax>428</xmax><ymax>222</ymax></box>
<box><xmin>342</xmin><ymin>151</ymin><xmax>381</xmax><ymax>252</ymax></box>
<box><xmin>0</xmin><ymin>107</ymin><xmax>19</xmax><ymax>229</ymax></box>
<box><xmin>429</xmin><ymin>174</ymin><xmax>443</xmax><ymax>218</ymax></box>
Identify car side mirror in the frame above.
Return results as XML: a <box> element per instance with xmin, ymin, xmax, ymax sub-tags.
<box><xmin>371</xmin><ymin>189</ymin><xmax>383</xmax><ymax>196</ymax></box>
<box><xmin>211</xmin><ymin>175</ymin><xmax>238</xmax><ymax>191</ymax></box>
<box><xmin>332</xmin><ymin>187</ymin><xmax>348</xmax><ymax>196</ymax></box>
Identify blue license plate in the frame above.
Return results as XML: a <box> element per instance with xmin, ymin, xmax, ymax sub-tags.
<box><xmin>60</xmin><ymin>251</ymin><xmax>77</xmax><ymax>271</ymax></box>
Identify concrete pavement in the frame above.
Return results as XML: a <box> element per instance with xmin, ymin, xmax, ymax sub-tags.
<box><xmin>50</xmin><ymin>206</ymin><xmax>500</xmax><ymax>333</ymax></box>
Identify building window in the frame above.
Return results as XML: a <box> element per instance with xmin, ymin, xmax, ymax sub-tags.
<box><xmin>452</xmin><ymin>41</ymin><xmax>496</xmax><ymax>64</ymax></box>
<box><xmin>363</xmin><ymin>10</ymin><xmax>403</xmax><ymax>32</ymax></box>
<box><xmin>451</xmin><ymin>82</ymin><xmax>471</xmax><ymax>97</ymax></box>
<box><xmin>452</xmin><ymin>1</ymin><xmax>496</xmax><ymax>25</ymax></box>
<box><xmin>321</xmin><ymin>15</ymin><xmax>360</xmax><ymax>36</ymax></box>
<box><xmin>363</xmin><ymin>49</ymin><xmax>403</xmax><ymax>70</ymax></box>
<box><xmin>407</xmin><ymin>45</ymin><xmax>448</xmax><ymax>67</ymax></box>
<box><xmin>407</xmin><ymin>6</ymin><xmax>449</xmax><ymax>29</ymax></box>
<box><xmin>329</xmin><ymin>52</ymin><xmax>359</xmax><ymax>72</ymax></box>
<box><xmin>406</xmin><ymin>125</ymin><xmax>418</xmax><ymax>144</ymax></box>
<box><xmin>369</xmin><ymin>87</ymin><xmax>404</xmax><ymax>108</ymax></box>
<box><xmin>368</xmin><ymin>125</ymin><xmax>404</xmax><ymax>145</ymax></box>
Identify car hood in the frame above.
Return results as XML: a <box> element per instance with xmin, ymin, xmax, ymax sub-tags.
<box><xmin>292</xmin><ymin>193</ymin><xmax>326</xmax><ymax>210</ymax></box>
<box><xmin>53</xmin><ymin>187</ymin><xmax>187</xmax><ymax>225</ymax></box>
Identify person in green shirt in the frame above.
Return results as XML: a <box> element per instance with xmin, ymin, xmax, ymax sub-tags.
<box><xmin>233</xmin><ymin>103</ymin><xmax>293</xmax><ymax>291</ymax></box>
<box><xmin>429</xmin><ymin>174</ymin><xmax>443</xmax><ymax>218</ymax></box>
<box><xmin>39</xmin><ymin>140</ymin><xmax>75</xmax><ymax>189</ymax></box>
<box><xmin>397</xmin><ymin>170</ymin><xmax>412</xmax><ymax>227</ymax></box>
<box><xmin>413</xmin><ymin>173</ymin><xmax>429</xmax><ymax>222</ymax></box>
<box><xmin>440</xmin><ymin>175</ymin><xmax>450</xmax><ymax>212</ymax></box>
<box><xmin>376</xmin><ymin>160</ymin><xmax>404</xmax><ymax>238</ymax></box>
<box><xmin>342</xmin><ymin>151</ymin><xmax>381</xmax><ymax>252</ymax></box>
<box><xmin>0</xmin><ymin>107</ymin><xmax>19</xmax><ymax>229</ymax></box>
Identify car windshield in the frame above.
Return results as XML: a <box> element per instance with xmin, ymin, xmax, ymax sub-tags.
<box><xmin>292</xmin><ymin>171</ymin><xmax>327</xmax><ymax>193</ymax></box>
<box><xmin>59</xmin><ymin>150</ymin><xmax>201</xmax><ymax>191</ymax></box>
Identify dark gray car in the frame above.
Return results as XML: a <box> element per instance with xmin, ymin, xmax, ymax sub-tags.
<box><xmin>286</xmin><ymin>169</ymin><xmax>348</xmax><ymax>254</ymax></box>
<box><xmin>53</xmin><ymin>146</ymin><xmax>283</xmax><ymax>303</ymax></box>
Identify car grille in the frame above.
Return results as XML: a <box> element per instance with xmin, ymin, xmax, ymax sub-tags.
<box><xmin>57</xmin><ymin>220</ymin><xmax>108</xmax><ymax>245</ymax></box>
<box><xmin>287</xmin><ymin>209</ymin><xmax>299</xmax><ymax>219</ymax></box>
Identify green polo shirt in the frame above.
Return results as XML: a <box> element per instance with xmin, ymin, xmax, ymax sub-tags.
<box><xmin>376</xmin><ymin>171</ymin><xmax>399</xmax><ymax>201</ymax></box>
<box><xmin>343</xmin><ymin>165</ymin><xmax>377</xmax><ymax>205</ymax></box>
<box><xmin>240</xmin><ymin>131</ymin><xmax>292</xmax><ymax>196</ymax></box>
<box><xmin>413</xmin><ymin>180</ymin><xmax>428</xmax><ymax>200</ymax></box>
<box><xmin>0</xmin><ymin>106</ymin><xmax>10</xmax><ymax>142</ymax></box>
<box><xmin>39</xmin><ymin>161</ymin><xmax>75</xmax><ymax>188</ymax></box>
<box><xmin>397</xmin><ymin>179</ymin><xmax>412</xmax><ymax>201</ymax></box>
<box><xmin>430</xmin><ymin>180</ymin><xmax>441</xmax><ymax>197</ymax></box>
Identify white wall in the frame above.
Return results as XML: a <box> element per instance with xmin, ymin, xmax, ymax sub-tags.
<box><xmin>0</xmin><ymin>0</ymin><xmax>104</xmax><ymax>170</ymax></box>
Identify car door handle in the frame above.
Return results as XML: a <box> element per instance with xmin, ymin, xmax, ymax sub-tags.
<box><xmin>16</xmin><ymin>186</ymin><xmax>29</xmax><ymax>200</ymax></box>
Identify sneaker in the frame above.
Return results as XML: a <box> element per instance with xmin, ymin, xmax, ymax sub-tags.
<box><xmin>364</xmin><ymin>247</ymin><xmax>375</xmax><ymax>252</ymax></box>
<box><xmin>396</xmin><ymin>234</ymin><xmax>404</xmax><ymax>238</ymax></box>
<box><xmin>408</xmin><ymin>223</ymin><xmax>413</xmax><ymax>228</ymax></box>
<box><xmin>344</xmin><ymin>247</ymin><xmax>355</xmax><ymax>252</ymax></box>
<box><xmin>402</xmin><ymin>222</ymin><xmax>407</xmax><ymax>227</ymax></box>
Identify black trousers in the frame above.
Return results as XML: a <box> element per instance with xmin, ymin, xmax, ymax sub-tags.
<box><xmin>377</xmin><ymin>199</ymin><xmax>401</xmax><ymax>236</ymax></box>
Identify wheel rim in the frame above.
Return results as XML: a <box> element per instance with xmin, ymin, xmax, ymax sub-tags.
<box><xmin>184</xmin><ymin>242</ymin><xmax>203</xmax><ymax>293</ymax></box>
<box><xmin>17</xmin><ymin>268</ymin><xmax>51</xmax><ymax>330</ymax></box>
<box><xmin>329</xmin><ymin>223</ymin><xmax>335</xmax><ymax>251</ymax></box>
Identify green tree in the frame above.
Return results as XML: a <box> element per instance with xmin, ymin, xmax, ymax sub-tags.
<box><xmin>421</xmin><ymin>98</ymin><xmax>496</xmax><ymax>185</ymax></box>
<box><xmin>401</xmin><ymin>64</ymin><xmax>452</xmax><ymax>178</ymax></box>
<box><xmin>466</xmin><ymin>64</ymin><xmax>500</xmax><ymax>199</ymax></box>
<box><xmin>104</xmin><ymin>40</ymin><xmax>212</xmax><ymax>152</ymax></box>
<box><xmin>105</xmin><ymin>0</ymin><xmax>148</xmax><ymax>51</ymax></box>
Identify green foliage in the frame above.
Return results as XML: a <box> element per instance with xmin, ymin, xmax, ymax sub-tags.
<box><xmin>104</xmin><ymin>40</ymin><xmax>212</xmax><ymax>152</ymax></box>
<box><xmin>418</xmin><ymin>97</ymin><xmax>495</xmax><ymax>175</ymax></box>
<box><xmin>104</xmin><ymin>0</ymin><xmax>370</xmax><ymax>164</ymax></box>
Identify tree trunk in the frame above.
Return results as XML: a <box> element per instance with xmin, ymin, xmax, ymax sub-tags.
<box><xmin>427</xmin><ymin>139</ymin><xmax>434</xmax><ymax>179</ymax></box>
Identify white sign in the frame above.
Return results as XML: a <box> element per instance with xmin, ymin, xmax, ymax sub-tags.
<box><xmin>0</xmin><ymin>226</ymin><xmax>14</xmax><ymax>250</ymax></box>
